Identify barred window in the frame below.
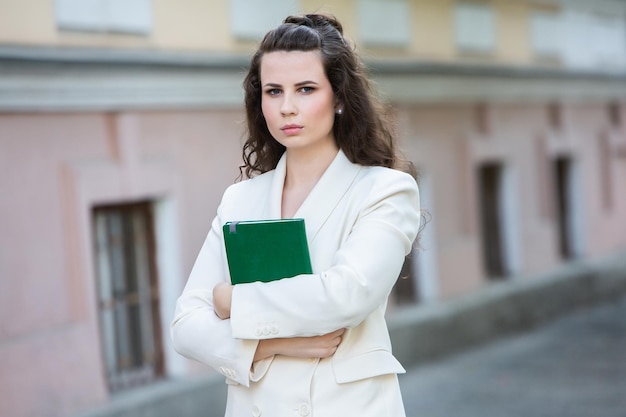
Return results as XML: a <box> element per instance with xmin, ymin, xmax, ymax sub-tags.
<box><xmin>93</xmin><ymin>201</ymin><xmax>163</xmax><ymax>392</ymax></box>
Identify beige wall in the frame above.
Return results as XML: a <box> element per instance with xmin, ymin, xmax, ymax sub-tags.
<box><xmin>0</xmin><ymin>0</ymin><xmax>544</xmax><ymax>63</ymax></box>
<box><xmin>495</xmin><ymin>0</ymin><xmax>533</xmax><ymax>64</ymax></box>
<box><xmin>412</xmin><ymin>0</ymin><xmax>456</xmax><ymax>60</ymax></box>
<box><xmin>151</xmin><ymin>0</ymin><xmax>231</xmax><ymax>50</ymax></box>
<box><xmin>302</xmin><ymin>0</ymin><xmax>359</xmax><ymax>41</ymax></box>
<box><xmin>0</xmin><ymin>0</ymin><xmax>359</xmax><ymax>52</ymax></box>
<box><xmin>0</xmin><ymin>0</ymin><xmax>620</xmax><ymax>72</ymax></box>
<box><xmin>0</xmin><ymin>0</ymin><xmax>57</xmax><ymax>44</ymax></box>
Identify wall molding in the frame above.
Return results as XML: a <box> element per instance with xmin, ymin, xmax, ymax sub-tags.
<box><xmin>1</xmin><ymin>45</ymin><xmax>626</xmax><ymax>112</ymax></box>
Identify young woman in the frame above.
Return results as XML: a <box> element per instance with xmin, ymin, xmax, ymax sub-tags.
<box><xmin>171</xmin><ymin>14</ymin><xmax>421</xmax><ymax>417</ymax></box>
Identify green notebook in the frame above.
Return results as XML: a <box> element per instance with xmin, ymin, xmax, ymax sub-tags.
<box><xmin>223</xmin><ymin>218</ymin><xmax>313</xmax><ymax>284</ymax></box>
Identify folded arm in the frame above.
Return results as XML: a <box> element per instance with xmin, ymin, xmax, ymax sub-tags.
<box><xmin>229</xmin><ymin>173</ymin><xmax>420</xmax><ymax>340</ymax></box>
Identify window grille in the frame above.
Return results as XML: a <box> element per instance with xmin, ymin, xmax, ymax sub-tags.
<box><xmin>93</xmin><ymin>201</ymin><xmax>163</xmax><ymax>392</ymax></box>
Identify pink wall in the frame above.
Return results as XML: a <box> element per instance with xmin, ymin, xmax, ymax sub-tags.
<box><xmin>0</xmin><ymin>111</ymin><xmax>243</xmax><ymax>416</ymax></box>
<box><xmin>0</xmin><ymin>102</ymin><xmax>625</xmax><ymax>416</ymax></box>
<box><xmin>397</xmin><ymin>102</ymin><xmax>626</xmax><ymax>298</ymax></box>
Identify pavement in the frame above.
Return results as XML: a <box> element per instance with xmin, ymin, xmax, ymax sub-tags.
<box><xmin>398</xmin><ymin>296</ymin><xmax>626</xmax><ymax>417</ymax></box>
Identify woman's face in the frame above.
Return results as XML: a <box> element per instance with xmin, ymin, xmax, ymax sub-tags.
<box><xmin>260</xmin><ymin>50</ymin><xmax>338</xmax><ymax>154</ymax></box>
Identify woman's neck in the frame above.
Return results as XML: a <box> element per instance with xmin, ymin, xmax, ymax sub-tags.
<box><xmin>285</xmin><ymin>146</ymin><xmax>338</xmax><ymax>186</ymax></box>
<box><xmin>281</xmin><ymin>143</ymin><xmax>339</xmax><ymax>217</ymax></box>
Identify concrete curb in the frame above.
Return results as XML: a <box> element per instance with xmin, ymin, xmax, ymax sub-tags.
<box><xmin>74</xmin><ymin>373</ymin><xmax>228</xmax><ymax>417</ymax></box>
<box><xmin>388</xmin><ymin>251</ymin><xmax>626</xmax><ymax>366</ymax></box>
<box><xmin>74</xmin><ymin>251</ymin><xmax>626</xmax><ymax>417</ymax></box>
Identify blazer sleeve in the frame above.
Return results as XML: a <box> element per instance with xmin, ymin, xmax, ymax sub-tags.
<box><xmin>170</xmin><ymin>192</ymin><xmax>261</xmax><ymax>387</ymax></box>
<box><xmin>230</xmin><ymin>171</ymin><xmax>421</xmax><ymax>339</ymax></box>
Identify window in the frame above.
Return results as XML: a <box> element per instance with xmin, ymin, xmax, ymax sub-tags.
<box><xmin>55</xmin><ymin>0</ymin><xmax>152</xmax><ymax>34</ymax></box>
<box><xmin>591</xmin><ymin>13</ymin><xmax>626</xmax><ymax>67</ymax></box>
<box><xmin>474</xmin><ymin>103</ymin><xmax>490</xmax><ymax>135</ymax></box>
<box><xmin>392</xmin><ymin>254</ymin><xmax>418</xmax><ymax>305</ymax></box>
<box><xmin>553</xmin><ymin>157</ymin><xmax>576</xmax><ymax>259</ymax></box>
<box><xmin>561</xmin><ymin>7</ymin><xmax>626</xmax><ymax>70</ymax></box>
<box><xmin>535</xmin><ymin>136</ymin><xmax>553</xmax><ymax>220</ymax></box>
<box><xmin>231</xmin><ymin>0</ymin><xmax>299</xmax><ymax>40</ymax></box>
<box><xmin>608</xmin><ymin>102</ymin><xmax>622</xmax><ymax>128</ymax></box>
<box><xmin>93</xmin><ymin>201</ymin><xmax>163</xmax><ymax>392</ymax></box>
<box><xmin>530</xmin><ymin>10</ymin><xmax>562</xmax><ymax>58</ymax></box>
<box><xmin>358</xmin><ymin>0</ymin><xmax>411</xmax><ymax>47</ymax></box>
<box><xmin>477</xmin><ymin>162</ymin><xmax>507</xmax><ymax>279</ymax></box>
<box><xmin>598</xmin><ymin>135</ymin><xmax>614</xmax><ymax>211</ymax></box>
<box><xmin>547</xmin><ymin>102</ymin><xmax>562</xmax><ymax>130</ymax></box>
<box><xmin>454</xmin><ymin>1</ymin><xmax>496</xmax><ymax>53</ymax></box>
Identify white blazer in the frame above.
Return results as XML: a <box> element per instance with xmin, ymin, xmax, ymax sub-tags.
<box><xmin>171</xmin><ymin>150</ymin><xmax>420</xmax><ymax>390</ymax></box>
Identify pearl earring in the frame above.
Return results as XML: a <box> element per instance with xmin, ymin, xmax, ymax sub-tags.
<box><xmin>337</xmin><ymin>108</ymin><xmax>343</xmax><ymax>115</ymax></box>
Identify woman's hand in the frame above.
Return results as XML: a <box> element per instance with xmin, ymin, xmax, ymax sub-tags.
<box><xmin>213</xmin><ymin>282</ymin><xmax>233</xmax><ymax>319</ymax></box>
<box><xmin>213</xmin><ymin>282</ymin><xmax>344</xmax><ymax>360</ymax></box>
<box><xmin>254</xmin><ymin>328</ymin><xmax>346</xmax><ymax>362</ymax></box>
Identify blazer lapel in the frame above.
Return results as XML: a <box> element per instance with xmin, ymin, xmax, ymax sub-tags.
<box><xmin>268</xmin><ymin>153</ymin><xmax>288</xmax><ymax>219</ymax></box>
<box><xmin>295</xmin><ymin>150</ymin><xmax>362</xmax><ymax>243</ymax></box>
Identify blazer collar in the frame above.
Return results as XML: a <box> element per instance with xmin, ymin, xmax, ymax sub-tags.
<box><xmin>268</xmin><ymin>149</ymin><xmax>362</xmax><ymax>242</ymax></box>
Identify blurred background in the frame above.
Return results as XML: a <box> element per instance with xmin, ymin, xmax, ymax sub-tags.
<box><xmin>1</xmin><ymin>1</ymin><xmax>625</xmax><ymax>416</ymax></box>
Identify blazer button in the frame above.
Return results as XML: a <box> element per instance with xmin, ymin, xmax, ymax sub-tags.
<box><xmin>298</xmin><ymin>403</ymin><xmax>310</xmax><ymax>416</ymax></box>
<box><xmin>270</xmin><ymin>324</ymin><xmax>279</xmax><ymax>335</ymax></box>
<box><xmin>251</xmin><ymin>405</ymin><xmax>262</xmax><ymax>416</ymax></box>
<box><xmin>262</xmin><ymin>325</ymin><xmax>270</xmax><ymax>336</ymax></box>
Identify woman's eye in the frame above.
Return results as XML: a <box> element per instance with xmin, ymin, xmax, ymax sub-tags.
<box><xmin>300</xmin><ymin>86</ymin><xmax>314</xmax><ymax>93</ymax></box>
<box><xmin>266</xmin><ymin>89</ymin><xmax>281</xmax><ymax>96</ymax></box>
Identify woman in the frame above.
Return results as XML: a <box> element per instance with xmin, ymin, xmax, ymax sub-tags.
<box><xmin>171</xmin><ymin>14</ymin><xmax>421</xmax><ymax>417</ymax></box>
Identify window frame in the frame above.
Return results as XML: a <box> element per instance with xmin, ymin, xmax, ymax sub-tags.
<box><xmin>54</xmin><ymin>0</ymin><xmax>152</xmax><ymax>35</ymax></box>
<box><xmin>92</xmin><ymin>201</ymin><xmax>164</xmax><ymax>392</ymax></box>
<box><xmin>454</xmin><ymin>1</ymin><xmax>497</xmax><ymax>54</ymax></box>
<box><xmin>358</xmin><ymin>0</ymin><xmax>411</xmax><ymax>48</ymax></box>
<box><xmin>230</xmin><ymin>0</ymin><xmax>299</xmax><ymax>41</ymax></box>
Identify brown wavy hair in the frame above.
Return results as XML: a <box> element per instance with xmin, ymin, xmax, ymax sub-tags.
<box><xmin>239</xmin><ymin>13</ymin><xmax>416</xmax><ymax>179</ymax></box>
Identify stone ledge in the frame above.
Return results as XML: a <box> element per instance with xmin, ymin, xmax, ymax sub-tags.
<box><xmin>74</xmin><ymin>374</ymin><xmax>228</xmax><ymax>417</ymax></box>
<box><xmin>2</xmin><ymin>45</ymin><xmax>626</xmax><ymax>112</ymax></box>
<box><xmin>2</xmin><ymin>45</ymin><xmax>625</xmax><ymax>80</ymax></box>
<box><xmin>388</xmin><ymin>250</ymin><xmax>626</xmax><ymax>366</ymax></box>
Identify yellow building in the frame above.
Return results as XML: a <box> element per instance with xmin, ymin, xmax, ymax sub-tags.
<box><xmin>1</xmin><ymin>1</ymin><xmax>625</xmax><ymax>417</ymax></box>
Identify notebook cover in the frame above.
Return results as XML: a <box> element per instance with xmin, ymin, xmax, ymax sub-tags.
<box><xmin>223</xmin><ymin>218</ymin><xmax>313</xmax><ymax>284</ymax></box>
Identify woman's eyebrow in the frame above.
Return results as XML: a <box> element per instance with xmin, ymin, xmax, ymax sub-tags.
<box><xmin>295</xmin><ymin>80</ymin><xmax>319</xmax><ymax>87</ymax></box>
<box><xmin>262</xmin><ymin>81</ymin><xmax>319</xmax><ymax>88</ymax></box>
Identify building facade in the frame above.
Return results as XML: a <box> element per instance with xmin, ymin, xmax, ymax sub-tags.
<box><xmin>1</xmin><ymin>1</ymin><xmax>625</xmax><ymax>416</ymax></box>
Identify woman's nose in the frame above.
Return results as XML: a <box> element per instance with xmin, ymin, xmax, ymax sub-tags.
<box><xmin>280</xmin><ymin>93</ymin><xmax>297</xmax><ymax>115</ymax></box>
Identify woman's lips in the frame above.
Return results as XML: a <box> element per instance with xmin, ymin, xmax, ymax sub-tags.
<box><xmin>281</xmin><ymin>124</ymin><xmax>303</xmax><ymax>135</ymax></box>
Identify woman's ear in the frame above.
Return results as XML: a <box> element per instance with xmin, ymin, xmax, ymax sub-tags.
<box><xmin>334</xmin><ymin>98</ymin><xmax>344</xmax><ymax>115</ymax></box>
